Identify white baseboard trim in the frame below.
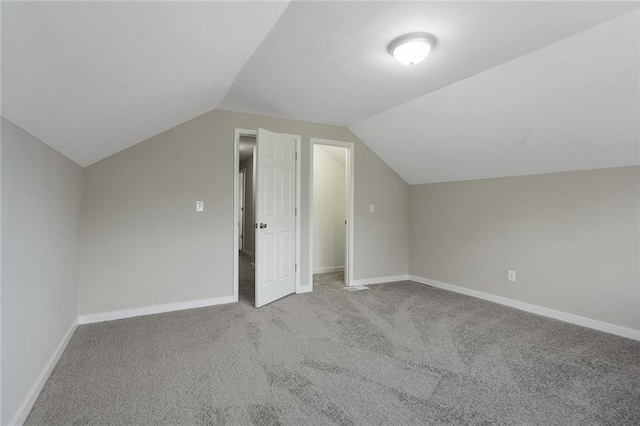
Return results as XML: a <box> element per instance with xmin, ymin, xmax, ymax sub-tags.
<box><xmin>78</xmin><ymin>295</ymin><xmax>237</xmax><ymax>325</ymax></box>
<box><xmin>351</xmin><ymin>274</ymin><xmax>409</xmax><ymax>287</ymax></box>
<box><xmin>408</xmin><ymin>275</ymin><xmax>640</xmax><ymax>341</ymax></box>
<box><xmin>313</xmin><ymin>266</ymin><xmax>345</xmax><ymax>274</ymax></box>
<box><xmin>11</xmin><ymin>318</ymin><xmax>78</xmax><ymax>426</ymax></box>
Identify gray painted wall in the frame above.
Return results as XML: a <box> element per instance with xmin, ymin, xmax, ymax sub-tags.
<box><xmin>239</xmin><ymin>155</ymin><xmax>254</xmax><ymax>258</ymax></box>
<box><xmin>1</xmin><ymin>118</ymin><xmax>83</xmax><ymax>424</ymax></box>
<box><xmin>409</xmin><ymin>166</ymin><xmax>639</xmax><ymax>330</ymax></box>
<box><xmin>79</xmin><ymin>109</ymin><xmax>410</xmax><ymax>316</ymax></box>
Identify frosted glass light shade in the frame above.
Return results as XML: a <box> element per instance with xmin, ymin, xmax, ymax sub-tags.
<box><xmin>389</xmin><ymin>33</ymin><xmax>436</xmax><ymax>65</ymax></box>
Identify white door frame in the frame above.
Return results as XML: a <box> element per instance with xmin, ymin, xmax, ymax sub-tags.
<box><xmin>234</xmin><ymin>128</ymin><xmax>302</xmax><ymax>303</ymax></box>
<box><xmin>309</xmin><ymin>138</ymin><xmax>355</xmax><ymax>289</ymax></box>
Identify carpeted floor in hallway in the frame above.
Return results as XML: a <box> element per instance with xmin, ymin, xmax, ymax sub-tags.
<box><xmin>25</xmin><ymin>253</ymin><xmax>640</xmax><ymax>424</ymax></box>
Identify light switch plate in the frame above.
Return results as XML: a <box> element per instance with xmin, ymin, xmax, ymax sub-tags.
<box><xmin>196</xmin><ymin>201</ymin><xmax>204</xmax><ymax>212</ymax></box>
<box><xmin>369</xmin><ymin>204</ymin><xmax>375</xmax><ymax>213</ymax></box>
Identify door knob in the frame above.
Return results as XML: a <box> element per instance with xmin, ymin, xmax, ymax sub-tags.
<box><xmin>259</xmin><ymin>223</ymin><xmax>267</xmax><ymax>229</ymax></box>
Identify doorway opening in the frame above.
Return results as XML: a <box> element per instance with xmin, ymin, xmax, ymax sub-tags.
<box><xmin>310</xmin><ymin>138</ymin><xmax>355</xmax><ymax>290</ymax></box>
<box><xmin>234</xmin><ymin>128</ymin><xmax>302</xmax><ymax>307</ymax></box>
<box><xmin>234</xmin><ymin>130</ymin><xmax>256</xmax><ymax>305</ymax></box>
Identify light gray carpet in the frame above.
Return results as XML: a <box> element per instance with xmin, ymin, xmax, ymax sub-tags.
<box><xmin>313</xmin><ymin>269</ymin><xmax>345</xmax><ymax>287</ymax></box>
<box><xmin>26</xmin><ymin>255</ymin><xmax>640</xmax><ymax>425</ymax></box>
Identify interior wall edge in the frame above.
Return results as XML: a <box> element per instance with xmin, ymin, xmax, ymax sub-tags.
<box><xmin>344</xmin><ymin>126</ymin><xmax>410</xmax><ymax>186</ymax></box>
<box><xmin>2</xmin><ymin>117</ymin><xmax>83</xmax><ymax>425</ymax></box>
<box><xmin>78</xmin><ymin>295</ymin><xmax>237</xmax><ymax>325</ymax></box>
<box><xmin>9</xmin><ymin>318</ymin><xmax>79</xmax><ymax>426</ymax></box>
<box><xmin>313</xmin><ymin>266</ymin><xmax>345</xmax><ymax>274</ymax></box>
<box><xmin>351</xmin><ymin>275</ymin><xmax>410</xmax><ymax>287</ymax></box>
<box><xmin>409</xmin><ymin>275</ymin><xmax>640</xmax><ymax>341</ymax></box>
<box><xmin>0</xmin><ymin>116</ymin><xmax>85</xmax><ymax>168</ymax></box>
<box><xmin>407</xmin><ymin>164</ymin><xmax>640</xmax><ymax>187</ymax></box>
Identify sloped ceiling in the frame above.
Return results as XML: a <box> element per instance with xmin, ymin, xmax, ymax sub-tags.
<box><xmin>220</xmin><ymin>1</ymin><xmax>637</xmax><ymax>126</ymax></box>
<box><xmin>1</xmin><ymin>1</ymin><xmax>290</xmax><ymax>166</ymax></box>
<box><xmin>316</xmin><ymin>145</ymin><xmax>347</xmax><ymax>167</ymax></box>
<box><xmin>350</xmin><ymin>11</ymin><xmax>640</xmax><ymax>184</ymax></box>
<box><xmin>2</xmin><ymin>1</ymin><xmax>638</xmax><ymax>183</ymax></box>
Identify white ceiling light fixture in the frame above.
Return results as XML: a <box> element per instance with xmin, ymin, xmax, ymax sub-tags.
<box><xmin>388</xmin><ymin>32</ymin><xmax>436</xmax><ymax>65</ymax></box>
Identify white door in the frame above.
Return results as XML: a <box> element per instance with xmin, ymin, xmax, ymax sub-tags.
<box><xmin>255</xmin><ymin>128</ymin><xmax>297</xmax><ymax>307</ymax></box>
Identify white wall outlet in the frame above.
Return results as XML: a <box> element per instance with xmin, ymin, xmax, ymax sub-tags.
<box><xmin>369</xmin><ymin>204</ymin><xmax>375</xmax><ymax>213</ymax></box>
<box><xmin>196</xmin><ymin>201</ymin><xmax>204</xmax><ymax>212</ymax></box>
<box><xmin>508</xmin><ymin>270</ymin><xmax>516</xmax><ymax>282</ymax></box>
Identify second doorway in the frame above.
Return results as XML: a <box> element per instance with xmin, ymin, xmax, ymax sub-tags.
<box><xmin>310</xmin><ymin>139</ymin><xmax>354</xmax><ymax>289</ymax></box>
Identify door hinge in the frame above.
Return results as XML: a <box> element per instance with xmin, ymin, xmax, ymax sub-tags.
<box><xmin>295</xmin><ymin>152</ymin><xmax>298</xmax><ymax>160</ymax></box>
<box><xmin>295</xmin><ymin>263</ymin><xmax>298</xmax><ymax>271</ymax></box>
<box><xmin>295</xmin><ymin>207</ymin><xmax>297</xmax><ymax>215</ymax></box>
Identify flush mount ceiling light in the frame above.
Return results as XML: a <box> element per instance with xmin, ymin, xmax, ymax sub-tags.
<box><xmin>388</xmin><ymin>32</ymin><xmax>436</xmax><ymax>65</ymax></box>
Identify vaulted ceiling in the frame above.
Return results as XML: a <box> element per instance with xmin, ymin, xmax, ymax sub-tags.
<box><xmin>2</xmin><ymin>1</ymin><xmax>638</xmax><ymax>184</ymax></box>
<box><xmin>1</xmin><ymin>1</ymin><xmax>290</xmax><ymax>166</ymax></box>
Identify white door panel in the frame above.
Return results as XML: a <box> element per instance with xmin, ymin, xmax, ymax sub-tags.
<box><xmin>255</xmin><ymin>128</ymin><xmax>297</xmax><ymax>307</ymax></box>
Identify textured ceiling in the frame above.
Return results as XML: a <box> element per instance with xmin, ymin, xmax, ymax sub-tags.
<box><xmin>2</xmin><ymin>1</ymin><xmax>638</xmax><ymax>183</ymax></box>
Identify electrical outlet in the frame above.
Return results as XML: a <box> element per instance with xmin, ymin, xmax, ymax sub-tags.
<box><xmin>508</xmin><ymin>270</ymin><xmax>516</xmax><ymax>282</ymax></box>
<box><xmin>196</xmin><ymin>201</ymin><xmax>204</xmax><ymax>212</ymax></box>
<box><xmin>369</xmin><ymin>204</ymin><xmax>375</xmax><ymax>213</ymax></box>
